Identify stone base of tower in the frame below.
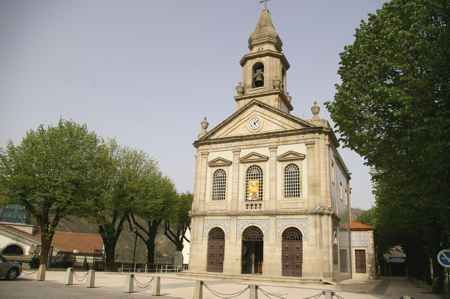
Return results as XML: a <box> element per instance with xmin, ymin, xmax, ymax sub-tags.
<box><xmin>188</xmin><ymin>214</ymin><xmax>352</xmax><ymax>283</ymax></box>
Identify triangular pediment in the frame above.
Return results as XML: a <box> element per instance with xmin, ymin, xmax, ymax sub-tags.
<box><xmin>198</xmin><ymin>100</ymin><xmax>314</xmax><ymax>141</ymax></box>
<box><xmin>208</xmin><ymin>157</ymin><xmax>232</xmax><ymax>167</ymax></box>
<box><xmin>240</xmin><ymin>152</ymin><xmax>269</xmax><ymax>163</ymax></box>
<box><xmin>277</xmin><ymin>151</ymin><xmax>306</xmax><ymax>162</ymax></box>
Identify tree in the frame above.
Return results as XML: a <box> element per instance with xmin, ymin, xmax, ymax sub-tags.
<box><xmin>326</xmin><ymin>0</ymin><xmax>450</xmax><ymax>292</ymax></box>
<box><xmin>356</xmin><ymin>207</ymin><xmax>375</xmax><ymax>226</ymax></box>
<box><xmin>164</xmin><ymin>193</ymin><xmax>192</xmax><ymax>256</ymax></box>
<box><xmin>129</xmin><ymin>170</ymin><xmax>176</xmax><ymax>265</ymax></box>
<box><xmin>0</xmin><ymin>120</ymin><xmax>104</xmax><ymax>267</ymax></box>
<box><xmin>89</xmin><ymin>141</ymin><xmax>151</xmax><ymax>271</ymax></box>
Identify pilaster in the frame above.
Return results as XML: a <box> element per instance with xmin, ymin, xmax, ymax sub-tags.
<box><xmin>231</xmin><ymin>149</ymin><xmax>241</xmax><ymax>212</ymax></box>
<box><xmin>268</xmin><ymin>146</ymin><xmax>278</xmax><ymax>210</ymax></box>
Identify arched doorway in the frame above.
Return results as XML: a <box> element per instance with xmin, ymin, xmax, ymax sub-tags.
<box><xmin>2</xmin><ymin>244</ymin><xmax>24</xmax><ymax>256</ymax></box>
<box><xmin>242</xmin><ymin>226</ymin><xmax>263</xmax><ymax>274</ymax></box>
<box><xmin>282</xmin><ymin>227</ymin><xmax>303</xmax><ymax>277</ymax></box>
<box><xmin>207</xmin><ymin>227</ymin><xmax>225</xmax><ymax>272</ymax></box>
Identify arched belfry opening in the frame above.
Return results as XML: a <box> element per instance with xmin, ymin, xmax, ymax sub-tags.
<box><xmin>241</xmin><ymin>226</ymin><xmax>264</xmax><ymax>274</ymax></box>
<box><xmin>207</xmin><ymin>227</ymin><xmax>225</xmax><ymax>272</ymax></box>
<box><xmin>282</xmin><ymin>227</ymin><xmax>303</xmax><ymax>277</ymax></box>
<box><xmin>252</xmin><ymin>62</ymin><xmax>264</xmax><ymax>88</ymax></box>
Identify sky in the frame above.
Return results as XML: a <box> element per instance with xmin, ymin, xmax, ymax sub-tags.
<box><xmin>0</xmin><ymin>0</ymin><xmax>387</xmax><ymax>209</ymax></box>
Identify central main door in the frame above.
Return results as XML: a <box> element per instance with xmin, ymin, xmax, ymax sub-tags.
<box><xmin>282</xmin><ymin>227</ymin><xmax>303</xmax><ymax>277</ymax></box>
<box><xmin>241</xmin><ymin>226</ymin><xmax>263</xmax><ymax>274</ymax></box>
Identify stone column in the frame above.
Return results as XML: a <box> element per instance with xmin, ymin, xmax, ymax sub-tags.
<box><xmin>268</xmin><ymin>146</ymin><xmax>277</xmax><ymax>210</ymax></box>
<box><xmin>231</xmin><ymin>149</ymin><xmax>241</xmax><ymax>212</ymax></box>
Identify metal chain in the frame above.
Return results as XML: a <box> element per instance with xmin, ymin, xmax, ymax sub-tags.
<box><xmin>203</xmin><ymin>283</ymin><xmax>249</xmax><ymax>299</ymax></box>
<box><xmin>133</xmin><ymin>276</ymin><xmax>154</xmax><ymax>289</ymax></box>
<box><xmin>73</xmin><ymin>271</ymin><xmax>89</xmax><ymax>282</ymax></box>
<box><xmin>258</xmin><ymin>287</ymin><xmax>287</xmax><ymax>299</ymax></box>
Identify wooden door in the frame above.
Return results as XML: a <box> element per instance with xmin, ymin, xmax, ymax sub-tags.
<box><xmin>282</xmin><ymin>227</ymin><xmax>302</xmax><ymax>277</ymax></box>
<box><xmin>355</xmin><ymin>249</ymin><xmax>367</xmax><ymax>273</ymax></box>
<box><xmin>207</xmin><ymin>228</ymin><xmax>225</xmax><ymax>272</ymax></box>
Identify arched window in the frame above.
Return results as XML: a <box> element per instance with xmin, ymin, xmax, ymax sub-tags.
<box><xmin>246</xmin><ymin>165</ymin><xmax>263</xmax><ymax>201</ymax></box>
<box><xmin>212</xmin><ymin>169</ymin><xmax>226</xmax><ymax>200</ymax></box>
<box><xmin>252</xmin><ymin>62</ymin><xmax>264</xmax><ymax>88</ymax></box>
<box><xmin>284</xmin><ymin>163</ymin><xmax>301</xmax><ymax>198</ymax></box>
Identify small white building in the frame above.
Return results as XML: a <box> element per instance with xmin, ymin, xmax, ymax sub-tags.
<box><xmin>350</xmin><ymin>221</ymin><xmax>375</xmax><ymax>280</ymax></box>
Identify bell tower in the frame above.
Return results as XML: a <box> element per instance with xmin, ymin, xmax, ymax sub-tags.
<box><xmin>235</xmin><ymin>8</ymin><xmax>293</xmax><ymax>113</ymax></box>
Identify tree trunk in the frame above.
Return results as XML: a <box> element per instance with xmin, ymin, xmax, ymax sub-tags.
<box><xmin>145</xmin><ymin>221</ymin><xmax>159</xmax><ymax>265</ymax></box>
<box><xmin>39</xmin><ymin>232</ymin><xmax>52</xmax><ymax>267</ymax></box>
<box><xmin>103</xmin><ymin>240</ymin><xmax>117</xmax><ymax>272</ymax></box>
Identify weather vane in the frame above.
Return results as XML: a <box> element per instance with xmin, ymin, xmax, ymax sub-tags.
<box><xmin>259</xmin><ymin>0</ymin><xmax>271</xmax><ymax>10</ymax></box>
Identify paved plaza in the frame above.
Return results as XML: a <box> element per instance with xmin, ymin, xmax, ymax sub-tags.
<box><xmin>0</xmin><ymin>271</ymin><xmax>442</xmax><ymax>299</ymax></box>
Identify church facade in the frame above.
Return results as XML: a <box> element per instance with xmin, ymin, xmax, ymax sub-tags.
<box><xmin>189</xmin><ymin>8</ymin><xmax>351</xmax><ymax>281</ymax></box>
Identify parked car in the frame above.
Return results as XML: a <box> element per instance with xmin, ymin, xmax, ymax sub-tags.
<box><xmin>0</xmin><ymin>254</ymin><xmax>22</xmax><ymax>280</ymax></box>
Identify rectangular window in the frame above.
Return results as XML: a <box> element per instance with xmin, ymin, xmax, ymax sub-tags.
<box><xmin>355</xmin><ymin>249</ymin><xmax>367</xmax><ymax>273</ymax></box>
<box><xmin>333</xmin><ymin>244</ymin><xmax>339</xmax><ymax>265</ymax></box>
<box><xmin>339</xmin><ymin>249</ymin><xmax>348</xmax><ymax>272</ymax></box>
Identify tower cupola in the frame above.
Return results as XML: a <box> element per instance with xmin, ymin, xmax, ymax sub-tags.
<box><xmin>235</xmin><ymin>9</ymin><xmax>293</xmax><ymax>113</ymax></box>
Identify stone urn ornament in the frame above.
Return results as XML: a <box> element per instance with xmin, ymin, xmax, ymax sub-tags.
<box><xmin>235</xmin><ymin>82</ymin><xmax>245</xmax><ymax>95</ymax></box>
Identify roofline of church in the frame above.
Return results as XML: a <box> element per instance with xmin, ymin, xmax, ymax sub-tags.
<box><xmin>234</xmin><ymin>89</ymin><xmax>293</xmax><ymax>112</ymax></box>
<box><xmin>194</xmin><ymin>126</ymin><xmax>336</xmax><ymax>148</ymax></box>
<box><xmin>196</xmin><ymin>100</ymin><xmax>314</xmax><ymax>143</ymax></box>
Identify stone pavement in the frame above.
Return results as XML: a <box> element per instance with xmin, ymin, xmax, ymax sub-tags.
<box><xmin>0</xmin><ymin>271</ymin><xmax>443</xmax><ymax>299</ymax></box>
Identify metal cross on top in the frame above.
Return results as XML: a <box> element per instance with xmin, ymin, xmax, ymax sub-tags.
<box><xmin>259</xmin><ymin>0</ymin><xmax>271</xmax><ymax>10</ymax></box>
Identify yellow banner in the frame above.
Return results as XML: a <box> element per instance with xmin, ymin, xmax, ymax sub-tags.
<box><xmin>247</xmin><ymin>180</ymin><xmax>260</xmax><ymax>200</ymax></box>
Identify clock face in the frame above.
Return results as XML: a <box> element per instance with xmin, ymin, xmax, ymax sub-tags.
<box><xmin>248</xmin><ymin>117</ymin><xmax>261</xmax><ymax>131</ymax></box>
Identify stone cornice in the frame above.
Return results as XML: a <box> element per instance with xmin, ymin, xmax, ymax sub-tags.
<box><xmin>239</xmin><ymin>152</ymin><xmax>269</xmax><ymax>163</ymax></box>
<box><xmin>190</xmin><ymin>208</ymin><xmax>335</xmax><ymax>217</ymax></box>
<box><xmin>240</xmin><ymin>50</ymin><xmax>290</xmax><ymax>69</ymax></box>
<box><xmin>277</xmin><ymin>151</ymin><xmax>306</xmax><ymax>162</ymax></box>
<box><xmin>208</xmin><ymin>157</ymin><xmax>232</xmax><ymax>167</ymax></box>
<box><xmin>194</xmin><ymin>127</ymin><xmax>336</xmax><ymax>148</ymax></box>
<box><xmin>234</xmin><ymin>90</ymin><xmax>293</xmax><ymax>112</ymax></box>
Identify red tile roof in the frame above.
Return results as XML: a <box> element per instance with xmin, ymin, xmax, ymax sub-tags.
<box><xmin>350</xmin><ymin>221</ymin><xmax>373</xmax><ymax>231</ymax></box>
<box><xmin>50</xmin><ymin>231</ymin><xmax>103</xmax><ymax>255</ymax></box>
<box><xmin>0</xmin><ymin>224</ymin><xmax>103</xmax><ymax>255</ymax></box>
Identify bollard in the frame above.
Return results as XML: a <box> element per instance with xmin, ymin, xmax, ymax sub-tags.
<box><xmin>64</xmin><ymin>267</ymin><xmax>73</xmax><ymax>285</ymax></box>
<box><xmin>87</xmin><ymin>270</ymin><xmax>95</xmax><ymax>288</ymax></box>
<box><xmin>36</xmin><ymin>264</ymin><xmax>46</xmax><ymax>281</ymax></box>
<box><xmin>152</xmin><ymin>276</ymin><xmax>161</xmax><ymax>296</ymax></box>
<box><xmin>127</xmin><ymin>274</ymin><xmax>134</xmax><ymax>293</ymax></box>
<box><xmin>249</xmin><ymin>284</ymin><xmax>258</xmax><ymax>299</ymax></box>
<box><xmin>193</xmin><ymin>280</ymin><xmax>203</xmax><ymax>299</ymax></box>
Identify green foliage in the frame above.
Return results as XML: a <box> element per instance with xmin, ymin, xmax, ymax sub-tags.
<box><xmin>165</xmin><ymin>193</ymin><xmax>192</xmax><ymax>251</ymax></box>
<box><xmin>356</xmin><ymin>208</ymin><xmax>376</xmax><ymax>226</ymax></box>
<box><xmin>0</xmin><ymin>119</ymin><xmax>105</xmax><ymax>264</ymax></box>
<box><xmin>326</xmin><ymin>0</ymin><xmax>450</xmax><ymax>291</ymax></box>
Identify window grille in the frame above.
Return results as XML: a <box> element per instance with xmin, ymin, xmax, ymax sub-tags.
<box><xmin>284</xmin><ymin>164</ymin><xmax>301</xmax><ymax>198</ymax></box>
<box><xmin>246</xmin><ymin>165</ymin><xmax>263</xmax><ymax>201</ymax></box>
<box><xmin>212</xmin><ymin>169</ymin><xmax>226</xmax><ymax>200</ymax></box>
